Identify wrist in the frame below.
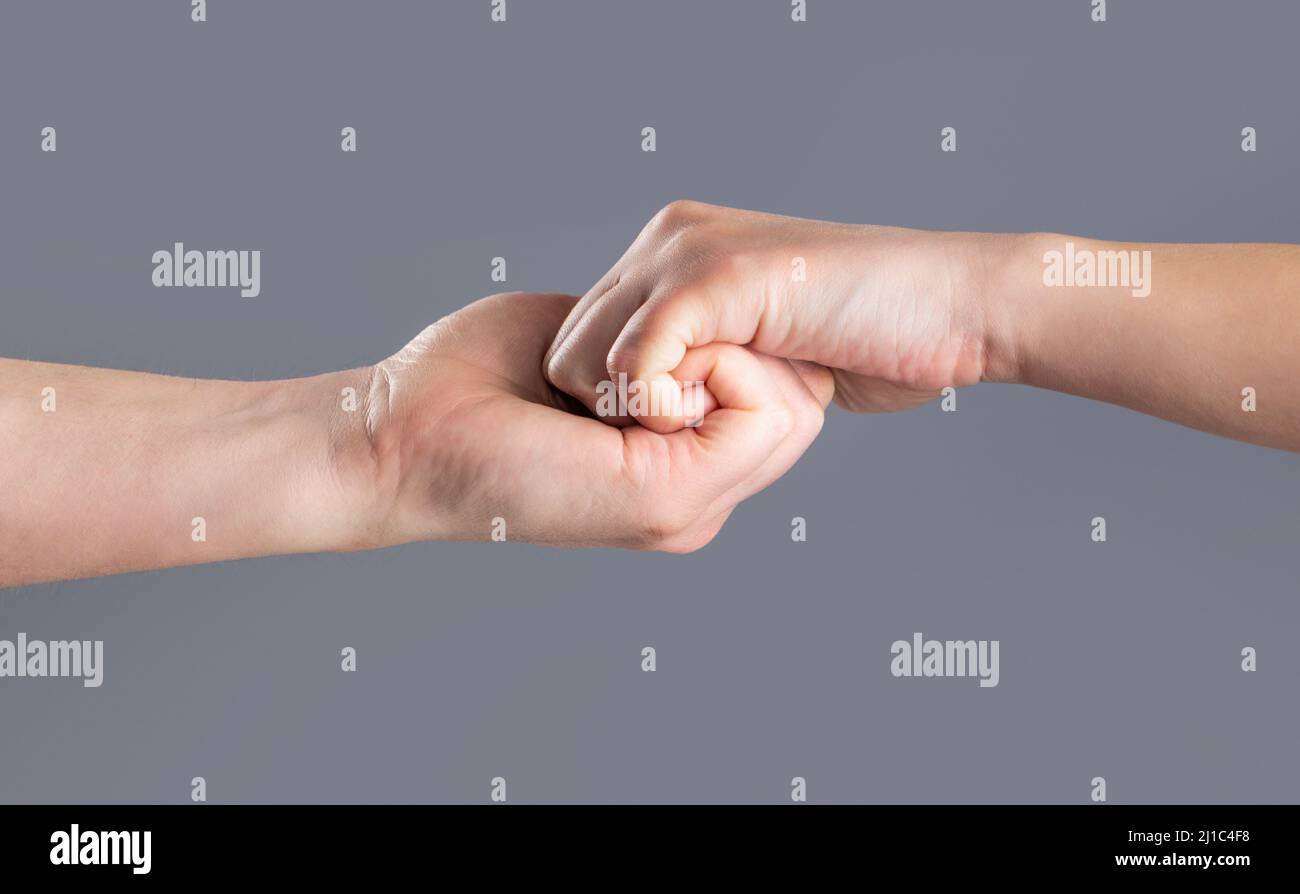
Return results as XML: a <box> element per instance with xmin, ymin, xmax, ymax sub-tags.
<box><xmin>970</xmin><ymin>230</ymin><xmax>1050</xmax><ymax>386</ymax></box>
<box><xmin>251</xmin><ymin>367</ymin><xmax>393</xmax><ymax>554</ymax></box>
<box><xmin>839</xmin><ymin>226</ymin><xmax>1014</xmax><ymax>390</ymax></box>
<box><xmin>323</xmin><ymin>355</ymin><xmax>471</xmax><ymax>549</ymax></box>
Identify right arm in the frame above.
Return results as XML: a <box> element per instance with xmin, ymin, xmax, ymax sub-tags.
<box><xmin>544</xmin><ymin>201</ymin><xmax>1300</xmax><ymax>452</ymax></box>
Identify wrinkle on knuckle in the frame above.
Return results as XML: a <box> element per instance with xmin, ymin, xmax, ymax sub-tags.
<box><xmin>652</xmin><ymin>199</ymin><xmax>701</xmax><ymax>232</ymax></box>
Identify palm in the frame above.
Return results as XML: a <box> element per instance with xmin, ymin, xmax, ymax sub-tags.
<box><xmin>370</xmin><ymin>292</ymin><xmax>830</xmax><ymax>552</ymax></box>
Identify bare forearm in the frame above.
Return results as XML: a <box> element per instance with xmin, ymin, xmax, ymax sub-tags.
<box><xmin>0</xmin><ymin>359</ymin><xmax>378</xmax><ymax>587</ymax></box>
<box><xmin>984</xmin><ymin>234</ymin><xmax>1300</xmax><ymax>451</ymax></box>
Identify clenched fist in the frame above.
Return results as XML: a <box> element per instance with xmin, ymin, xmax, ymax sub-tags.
<box><xmin>544</xmin><ymin>200</ymin><xmax>1001</xmax><ymax>430</ymax></box>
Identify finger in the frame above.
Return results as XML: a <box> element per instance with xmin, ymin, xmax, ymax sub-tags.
<box><xmin>607</xmin><ymin>285</ymin><xmax>765</xmax><ymax>433</ymax></box>
<box><xmin>544</xmin><ymin>281</ymin><xmax>648</xmax><ymax>426</ymax></box>
<box><xmin>547</xmin><ymin>280</ymin><xmax>722</xmax><ymax>429</ymax></box>
<box><xmin>542</xmin><ymin>204</ymin><xmax>670</xmax><ymax>374</ymax></box>
<box><xmin>543</xmin><ymin>268</ymin><xmax>621</xmax><ymax>375</ymax></box>
<box><xmin>694</xmin><ymin>354</ymin><xmax>827</xmax><ymax>518</ymax></box>
<box><xmin>616</xmin><ymin>347</ymin><xmax>826</xmax><ymax>552</ymax></box>
<box><xmin>663</xmin><ymin>344</ymin><xmax>800</xmax><ymax>499</ymax></box>
<box><xmin>625</xmin><ymin>344</ymin><xmax>826</xmax><ymax>439</ymax></box>
<box><xmin>789</xmin><ymin>359</ymin><xmax>835</xmax><ymax>409</ymax></box>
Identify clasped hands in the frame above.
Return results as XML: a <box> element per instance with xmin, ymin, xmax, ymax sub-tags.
<box><xmin>353</xmin><ymin>201</ymin><xmax>990</xmax><ymax>553</ymax></box>
<box><xmin>6</xmin><ymin>201</ymin><xmax>1295</xmax><ymax>585</ymax></box>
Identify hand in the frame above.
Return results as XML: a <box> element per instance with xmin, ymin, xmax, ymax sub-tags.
<box><xmin>0</xmin><ymin>290</ymin><xmax>830</xmax><ymax>586</ymax></box>
<box><xmin>544</xmin><ymin>200</ymin><xmax>1004</xmax><ymax>430</ymax></box>
<box><xmin>355</xmin><ymin>291</ymin><xmax>833</xmax><ymax>552</ymax></box>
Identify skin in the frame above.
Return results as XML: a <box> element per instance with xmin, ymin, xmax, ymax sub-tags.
<box><xmin>0</xmin><ymin>292</ymin><xmax>833</xmax><ymax>587</ymax></box>
<box><xmin>545</xmin><ymin>200</ymin><xmax>1300</xmax><ymax>452</ymax></box>
<box><xmin>7</xmin><ymin>204</ymin><xmax>1295</xmax><ymax>585</ymax></box>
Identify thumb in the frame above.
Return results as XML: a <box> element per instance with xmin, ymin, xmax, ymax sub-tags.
<box><xmin>662</xmin><ymin>343</ymin><xmax>799</xmax><ymax>501</ymax></box>
<box><xmin>615</xmin><ymin>343</ymin><xmax>825</xmax><ymax>553</ymax></box>
<box><xmin>607</xmin><ymin>285</ymin><xmax>769</xmax><ymax>435</ymax></box>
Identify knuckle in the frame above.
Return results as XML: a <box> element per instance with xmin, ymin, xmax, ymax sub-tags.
<box><xmin>650</xmin><ymin>199</ymin><xmax>703</xmax><ymax>233</ymax></box>
<box><xmin>653</xmin><ymin>229</ymin><xmax>698</xmax><ymax>272</ymax></box>
<box><xmin>545</xmin><ymin>351</ymin><xmax>577</xmax><ymax>390</ymax></box>
<box><xmin>605</xmin><ymin>345</ymin><xmax>633</xmax><ymax>378</ymax></box>
<box><xmin>603</xmin><ymin>348</ymin><xmax>629</xmax><ymax>379</ymax></box>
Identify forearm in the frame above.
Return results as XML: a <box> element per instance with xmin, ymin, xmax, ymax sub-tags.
<box><xmin>982</xmin><ymin>233</ymin><xmax>1300</xmax><ymax>452</ymax></box>
<box><xmin>0</xmin><ymin>359</ymin><xmax>379</xmax><ymax>587</ymax></box>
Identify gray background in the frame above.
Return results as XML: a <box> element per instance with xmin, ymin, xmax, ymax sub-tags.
<box><xmin>1</xmin><ymin>0</ymin><xmax>1297</xmax><ymax>803</ymax></box>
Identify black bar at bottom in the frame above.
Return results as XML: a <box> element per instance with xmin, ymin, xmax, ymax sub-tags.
<box><xmin>0</xmin><ymin>804</ymin><xmax>1282</xmax><ymax>880</ymax></box>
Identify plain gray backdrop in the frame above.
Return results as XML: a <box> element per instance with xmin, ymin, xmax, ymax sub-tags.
<box><xmin>1</xmin><ymin>0</ymin><xmax>1298</xmax><ymax>803</ymax></box>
